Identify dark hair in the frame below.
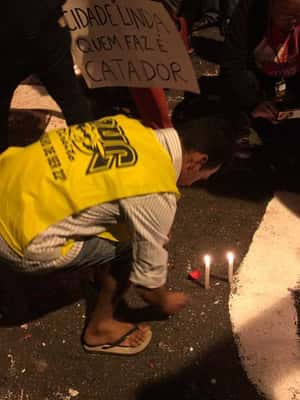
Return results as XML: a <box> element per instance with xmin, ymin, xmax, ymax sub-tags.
<box><xmin>173</xmin><ymin>116</ymin><xmax>235</xmax><ymax>169</ymax></box>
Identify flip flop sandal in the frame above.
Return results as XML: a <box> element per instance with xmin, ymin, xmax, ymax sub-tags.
<box><xmin>83</xmin><ymin>326</ymin><xmax>152</xmax><ymax>355</ymax></box>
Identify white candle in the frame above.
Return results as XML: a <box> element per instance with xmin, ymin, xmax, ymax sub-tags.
<box><xmin>204</xmin><ymin>254</ymin><xmax>211</xmax><ymax>289</ymax></box>
<box><xmin>226</xmin><ymin>252</ymin><xmax>235</xmax><ymax>284</ymax></box>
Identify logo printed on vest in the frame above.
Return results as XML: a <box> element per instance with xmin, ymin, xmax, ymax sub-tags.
<box><xmin>68</xmin><ymin>118</ymin><xmax>138</xmax><ymax>174</ymax></box>
<box><xmin>40</xmin><ymin>133</ymin><xmax>67</xmax><ymax>181</ymax></box>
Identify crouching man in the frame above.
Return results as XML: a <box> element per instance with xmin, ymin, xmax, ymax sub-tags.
<box><xmin>0</xmin><ymin>114</ymin><xmax>233</xmax><ymax>355</ymax></box>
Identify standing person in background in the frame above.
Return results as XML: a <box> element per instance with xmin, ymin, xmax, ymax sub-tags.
<box><xmin>219</xmin><ymin>0</ymin><xmax>240</xmax><ymax>34</ymax></box>
<box><xmin>129</xmin><ymin>0</ymin><xmax>192</xmax><ymax>129</ymax></box>
<box><xmin>0</xmin><ymin>0</ymin><xmax>93</xmax><ymax>152</ymax></box>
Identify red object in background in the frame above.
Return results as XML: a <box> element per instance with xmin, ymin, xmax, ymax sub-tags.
<box><xmin>129</xmin><ymin>87</ymin><xmax>173</xmax><ymax>129</ymax></box>
<box><xmin>174</xmin><ymin>15</ymin><xmax>192</xmax><ymax>53</ymax></box>
<box><xmin>75</xmin><ymin>67</ymin><xmax>172</xmax><ymax>129</ymax></box>
<box><xmin>129</xmin><ymin>14</ymin><xmax>191</xmax><ymax>130</ymax></box>
<box><xmin>188</xmin><ymin>269</ymin><xmax>201</xmax><ymax>280</ymax></box>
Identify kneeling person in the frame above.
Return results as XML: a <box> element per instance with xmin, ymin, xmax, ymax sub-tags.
<box><xmin>0</xmin><ymin>114</ymin><xmax>233</xmax><ymax>355</ymax></box>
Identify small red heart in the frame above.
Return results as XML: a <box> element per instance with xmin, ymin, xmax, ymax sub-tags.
<box><xmin>188</xmin><ymin>269</ymin><xmax>201</xmax><ymax>280</ymax></box>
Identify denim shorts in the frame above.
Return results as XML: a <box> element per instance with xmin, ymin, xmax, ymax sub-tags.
<box><xmin>65</xmin><ymin>238</ymin><xmax>132</xmax><ymax>271</ymax></box>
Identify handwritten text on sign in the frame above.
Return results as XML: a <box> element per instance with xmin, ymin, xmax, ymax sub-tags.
<box><xmin>63</xmin><ymin>0</ymin><xmax>199</xmax><ymax>92</ymax></box>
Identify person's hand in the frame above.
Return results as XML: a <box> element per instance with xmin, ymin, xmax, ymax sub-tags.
<box><xmin>251</xmin><ymin>101</ymin><xmax>279</xmax><ymax>124</ymax></box>
<box><xmin>159</xmin><ymin>291</ymin><xmax>189</xmax><ymax>315</ymax></box>
<box><xmin>136</xmin><ymin>285</ymin><xmax>189</xmax><ymax>315</ymax></box>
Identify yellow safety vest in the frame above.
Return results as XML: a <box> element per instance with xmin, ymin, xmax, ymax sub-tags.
<box><xmin>0</xmin><ymin>115</ymin><xmax>179</xmax><ymax>256</ymax></box>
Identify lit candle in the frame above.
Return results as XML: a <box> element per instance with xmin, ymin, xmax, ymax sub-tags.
<box><xmin>204</xmin><ymin>254</ymin><xmax>211</xmax><ymax>289</ymax></box>
<box><xmin>226</xmin><ymin>252</ymin><xmax>235</xmax><ymax>284</ymax></box>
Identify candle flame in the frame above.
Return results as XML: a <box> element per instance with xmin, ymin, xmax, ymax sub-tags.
<box><xmin>204</xmin><ymin>254</ymin><xmax>211</xmax><ymax>267</ymax></box>
<box><xmin>226</xmin><ymin>251</ymin><xmax>235</xmax><ymax>264</ymax></box>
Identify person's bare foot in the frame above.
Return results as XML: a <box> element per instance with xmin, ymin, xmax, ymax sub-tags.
<box><xmin>84</xmin><ymin>320</ymin><xmax>151</xmax><ymax>347</ymax></box>
<box><xmin>159</xmin><ymin>291</ymin><xmax>188</xmax><ymax>315</ymax></box>
<box><xmin>137</xmin><ymin>285</ymin><xmax>189</xmax><ymax>315</ymax></box>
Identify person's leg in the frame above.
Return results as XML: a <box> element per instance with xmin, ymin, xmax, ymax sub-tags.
<box><xmin>65</xmin><ymin>238</ymin><xmax>150</xmax><ymax>348</ymax></box>
<box><xmin>219</xmin><ymin>0</ymin><xmax>238</xmax><ymax>18</ymax></box>
<box><xmin>254</xmin><ymin>118</ymin><xmax>300</xmax><ymax>152</ymax></box>
<box><xmin>178</xmin><ymin>0</ymin><xmax>203</xmax><ymax>31</ymax></box>
<box><xmin>218</xmin><ymin>0</ymin><xmax>239</xmax><ymax>35</ymax></box>
<box><xmin>37</xmin><ymin>25</ymin><xmax>93</xmax><ymax>125</ymax></box>
<box><xmin>129</xmin><ymin>87</ymin><xmax>173</xmax><ymax>128</ymax></box>
<box><xmin>201</xmin><ymin>0</ymin><xmax>219</xmax><ymax>15</ymax></box>
<box><xmin>252</xmin><ymin>117</ymin><xmax>300</xmax><ymax>181</ymax></box>
<box><xmin>84</xmin><ymin>261</ymin><xmax>150</xmax><ymax>347</ymax></box>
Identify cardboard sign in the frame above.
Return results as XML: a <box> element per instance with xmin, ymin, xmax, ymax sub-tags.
<box><xmin>63</xmin><ymin>0</ymin><xmax>199</xmax><ymax>92</ymax></box>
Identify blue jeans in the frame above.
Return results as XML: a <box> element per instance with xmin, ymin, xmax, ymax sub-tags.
<box><xmin>64</xmin><ymin>238</ymin><xmax>133</xmax><ymax>291</ymax></box>
<box><xmin>0</xmin><ymin>238</ymin><xmax>132</xmax><ymax>287</ymax></box>
<box><xmin>66</xmin><ymin>238</ymin><xmax>132</xmax><ymax>272</ymax></box>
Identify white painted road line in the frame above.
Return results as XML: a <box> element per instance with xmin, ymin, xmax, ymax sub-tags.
<box><xmin>230</xmin><ymin>192</ymin><xmax>300</xmax><ymax>400</ymax></box>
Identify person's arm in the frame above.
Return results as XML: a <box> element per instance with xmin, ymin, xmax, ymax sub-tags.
<box><xmin>121</xmin><ymin>193</ymin><xmax>176</xmax><ymax>288</ymax></box>
<box><xmin>120</xmin><ymin>193</ymin><xmax>188</xmax><ymax>314</ymax></box>
<box><xmin>221</xmin><ymin>0</ymin><xmax>266</xmax><ymax>113</ymax></box>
